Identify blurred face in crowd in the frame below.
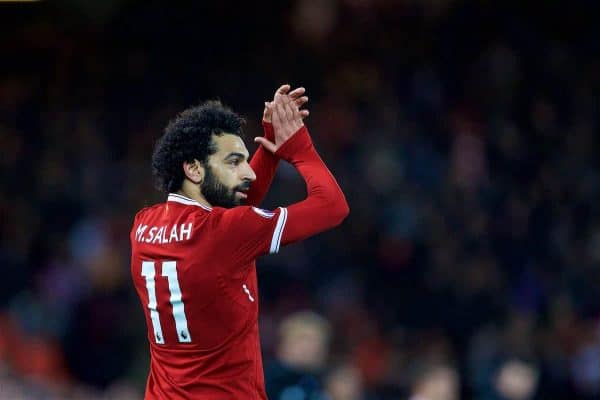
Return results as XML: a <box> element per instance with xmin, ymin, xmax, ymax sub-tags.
<box><xmin>494</xmin><ymin>360</ymin><xmax>539</xmax><ymax>400</ymax></box>
<box><xmin>325</xmin><ymin>364</ymin><xmax>364</xmax><ymax>400</ymax></box>
<box><xmin>200</xmin><ymin>134</ymin><xmax>256</xmax><ymax>208</ymax></box>
<box><xmin>278</xmin><ymin>312</ymin><xmax>331</xmax><ymax>371</ymax></box>
<box><xmin>414</xmin><ymin>366</ymin><xmax>459</xmax><ymax>400</ymax></box>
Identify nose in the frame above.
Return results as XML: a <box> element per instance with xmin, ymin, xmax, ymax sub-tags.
<box><xmin>242</xmin><ymin>163</ymin><xmax>256</xmax><ymax>182</ymax></box>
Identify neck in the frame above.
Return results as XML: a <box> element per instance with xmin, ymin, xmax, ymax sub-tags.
<box><xmin>178</xmin><ymin>181</ymin><xmax>212</xmax><ymax>209</ymax></box>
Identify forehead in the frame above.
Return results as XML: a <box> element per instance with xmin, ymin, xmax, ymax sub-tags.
<box><xmin>211</xmin><ymin>133</ymin><xmax>249</xmax><ymax>157</ymax></box>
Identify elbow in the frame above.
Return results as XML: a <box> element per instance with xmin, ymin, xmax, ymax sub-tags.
<box><xmin>308</xmin><ymin>185</ymin><xmax>350</xmax><ymax>228</ymax></box>
<box><xmin>338</xmin><ymin>196</ymin><xmax>350</xmax><ymax>222</ymax></box>
<box><xmin>327</xmin><ymin>193</ymin><xmax>350</xmax><ymax>226</ymax></box>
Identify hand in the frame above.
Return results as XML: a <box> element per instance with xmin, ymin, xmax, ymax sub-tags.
<box><xmin>262</xmin><ymin>84</ymin><xmax>309</xmax><ymax>123</ymax></box>
<box><xmin>256</xmin><ymin>91</ymin><xmax>305</xmax><ymax>153</ymax></box>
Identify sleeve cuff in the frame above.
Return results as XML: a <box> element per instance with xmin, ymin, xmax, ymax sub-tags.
<box><xmin>269</xmin><ymin>207</ymin><xmax>288</xmax><ymax>254</ymax></box>
<box><xmin>274</xmin><ymin>126</ymin><xmax>313</xmax><ymax>162</ymax></box>
<box><xmin>262</xmin><ymin>121</ymin><xmax>275</xmax><ymax>141</ymax></box>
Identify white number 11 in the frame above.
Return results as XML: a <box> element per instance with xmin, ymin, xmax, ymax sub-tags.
<box><xmin>141</xmin><ymin>260</ymin><xmax>191</xmax><ymax>344</ymax></box>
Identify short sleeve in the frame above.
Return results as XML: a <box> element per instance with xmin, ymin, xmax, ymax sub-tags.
<box><xmin>215</xmin><ymin>206</ymin><xmax>288</xmax><ymax>263</ymax></box>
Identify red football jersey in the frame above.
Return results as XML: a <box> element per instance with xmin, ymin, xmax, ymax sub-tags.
<box><xmin>130</xmin><ymin>194</ymin><xmax>288</xmax><ymax>399</ymax></box>
<box><xmin>130</xmin><ymin>127</ymin><xmax>348</xmax><ymax>399</ymax></box>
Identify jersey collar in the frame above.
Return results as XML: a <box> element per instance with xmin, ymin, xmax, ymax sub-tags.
<box><xmin>167</xmin><ymin>193</ymin><xmax>212</xmax><ymax>211</ymax></box>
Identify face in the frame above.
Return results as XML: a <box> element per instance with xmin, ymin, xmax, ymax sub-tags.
<box><xmin>422</xmin><ymin>368</ymin><xmax>459</xmax><ymax>400</ymax></box>
<box><xmin>201</xmin><ymin>133</ymin><xmax>256</xmax><ymax>208</ymax></box>
<box><xmin>281</xmin><ymin>324</ymin><xmax>328</xmax><ymax>370</ymax></box>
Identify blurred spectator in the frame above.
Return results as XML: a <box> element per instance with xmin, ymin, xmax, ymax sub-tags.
<box><xmin>324</xmin><ymin>362</ymin><xmax>368</xmax><ymax>400</ymax></box>
<box><xmin>493</xmin><ymin>359</ymin><xmax>539</xmax><ymax>400</ymax></box>
<box><xmin>265</xmin><ymin>311</ymin><xmax>331</xmax><ymax>400</ymax></box>
<box><xmin>408</xmin><ymin>363</ymin><xmax>459</xmax><ymax>400</ymax></box>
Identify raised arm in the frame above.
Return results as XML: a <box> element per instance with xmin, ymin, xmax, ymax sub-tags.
<box><xmin>272</xmin><ymin>102</ymin><xmax>349</xmax><ymax>246</ymax></box>
<box><xmin>216</xmin><ymin>88</ymin><xmax>347</xmax><ymax>264</ymax></box>
<box><xmin>246</xmin><ymin>85</ymin><xmax>309</xmax><ymax>206</ymax></box>
<box><xmin>245</xmin><ymin>120</ymin><xmax>278</xmax><ymax>206</ymax></box>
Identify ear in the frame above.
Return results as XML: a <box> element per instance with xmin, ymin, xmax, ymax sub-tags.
<box><xmin>182</xmin><ymin>159</ymin><xmax>205</xmax><ymax>184</ymax></box>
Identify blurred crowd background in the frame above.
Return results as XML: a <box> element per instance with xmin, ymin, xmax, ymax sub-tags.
<box><xmin>0</xmin><ymin>0</ymin><xmax>598</xmax><ymax>399</ymax></box>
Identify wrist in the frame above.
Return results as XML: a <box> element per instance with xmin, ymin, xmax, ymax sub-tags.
<box><xmin>275</xmin><ymin>126</ymin><xmax>313</xmax><ymax>161</ymax></box>
<box><xmin>261</xmin><ymin>121</ymin><xmax>275</xmax><ymax>141</ymax></box>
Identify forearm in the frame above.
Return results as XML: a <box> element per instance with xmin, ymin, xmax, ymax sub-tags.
<box><xmin>275</xmin><ymin>127</ymin><xmax>349</xmax><ymax>245</ymax></box>
<box><xmin>246</xmin><ymin>122</ymin><xmax>279</xmax><ymax>206</ymax></box>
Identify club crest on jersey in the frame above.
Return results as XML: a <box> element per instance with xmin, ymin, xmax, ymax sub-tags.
<box><xmin>252</xmin><ymin>207</ymin><xmax>275</xmax><ymax>219</ymax></box>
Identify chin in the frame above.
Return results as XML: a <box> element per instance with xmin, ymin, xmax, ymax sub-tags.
<box><xmin>221</xmin><ymin>198</ymin><xmax>243</xmax><ymax>208</ymax></box>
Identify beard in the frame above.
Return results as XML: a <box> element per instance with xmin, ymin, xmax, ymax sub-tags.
<box><xmin>201</xmin><ymin>165</ymin><xmax>250</xmax><ymax>208</ymax></box>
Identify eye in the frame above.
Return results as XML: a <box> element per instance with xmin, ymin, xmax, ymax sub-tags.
<box><xmin>228</xmin><ymin>158</ymin><xmax>241</xmax><ymax>166</ymax></box>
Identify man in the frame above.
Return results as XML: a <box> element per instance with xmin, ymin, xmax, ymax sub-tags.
<box><xmin>265</xmin><ymin>311</ymin><xmax>332</xmax><ymax>400</ymax></box>
<box><xmin>130</xmin><ymin>84</ymin><xmax>349</xmax><ymax>399</ymax></box>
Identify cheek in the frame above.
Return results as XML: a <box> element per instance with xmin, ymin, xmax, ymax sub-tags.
<box><xmin>224</xmin><ymin>169</ymin><xmax>240</xmax><ymax>186</ymax></box>
<box><xmin>209</xmin><ymin>164</ymin><xmax>235</xmax><ymax>186</ymax></box>
<box><xmin>223</xmin><ymin>171</ymin><xmax>240</xmax><ymax>189</ymax></box>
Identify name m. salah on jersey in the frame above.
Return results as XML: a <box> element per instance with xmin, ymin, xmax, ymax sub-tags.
<box><xmin>134</xmin><ymin>222</ymin><xmax>193</xmax><ymax>244</ymax></box>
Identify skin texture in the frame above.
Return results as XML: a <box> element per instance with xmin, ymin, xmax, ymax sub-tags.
<box><xmin>204</xmin><ymin>134</ymin><xmax>256</xmax><ymax>206</ymax></box>
<box><xmin>178</xmin><ymin>134</ymin><xmax>255</xmax><ymax>208</ymax></box>
<box><xmin>179</xmin><ymin>84</ymin><xmax>310</xmax><ymax>208</ymax></box>
<box><xmin>257</xmin><ymin>84</ymin><xmax>308</xmax><ymax>153</ymax></box>
<box><xmin>261</xmin><ymin>85</ymin><xmax>309</xmax><ymax>124</ymax></box>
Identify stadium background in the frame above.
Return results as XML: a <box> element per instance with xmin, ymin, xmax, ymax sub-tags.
<box><xmin>0</xmin><ymin>0</ymin><xmax>598</xmax><ymax>399</ymax></box>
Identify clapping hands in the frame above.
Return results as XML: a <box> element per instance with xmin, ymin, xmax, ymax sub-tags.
<box><xmin>255</xmin><ymin>84</ymin><xmax>309</xmax><ymax>153</ymax></box>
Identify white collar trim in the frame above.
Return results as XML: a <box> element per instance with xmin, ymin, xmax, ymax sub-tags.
<box><xmin>167</xmin><ymin>193</ymin><xmax>212</xmax><ymax>211</ymax></box>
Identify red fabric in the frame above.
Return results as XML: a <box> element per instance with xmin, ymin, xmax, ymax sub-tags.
<box><xmin>275</xmin><ymin>126</ymin><xmax>349</xmax><ymax>245</ymax></box>
<box><xmin>131</xmin><ymin>202</ymin><xmax>274</xmax><ymax>400</ymax></box>
<box><xmin>246</xmin><ymin>121</ymin><xmax>277</xmax><ymax>206</ymax></box>
<box><xmin>130</xmin><ymin>125</ymin><xmax>348</xmax><ymax>399</ymax></box>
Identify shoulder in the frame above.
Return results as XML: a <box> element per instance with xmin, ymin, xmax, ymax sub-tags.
<box><xmin>133</xmin><ymin>203</ymin><xmax>163</xmax><ymax>222</ymax></box>
<box><xmin>205</xmin><ymin>206</ymin><xmax>283</xmax><ymax>239</ymax></box>
<box><xmin>209</xmin><ymin>206</ymin><xmax>279</xmax><ymax>224</ymax></box>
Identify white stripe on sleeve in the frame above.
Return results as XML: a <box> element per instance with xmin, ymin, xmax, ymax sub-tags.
<box><xmin>269</xmin><ymin>207</ymin><xmax>288</xmax><ymax>254</ymax></box>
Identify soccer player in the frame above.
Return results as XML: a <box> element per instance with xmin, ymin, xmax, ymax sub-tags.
<box><xmin>130</xmin><ymin>85</ymin><xmax>349</xmax><ymax>399</ymax></box>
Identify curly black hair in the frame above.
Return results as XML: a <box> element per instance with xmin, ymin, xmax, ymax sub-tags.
<box><xmin>152</xmin><ymin>100</ymin><xmax>245</xmax><ymax>193</ymax></box>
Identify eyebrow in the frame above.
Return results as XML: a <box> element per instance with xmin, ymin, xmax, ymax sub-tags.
<box><xmin>224</xmin><ymin>152</ymin><xmax>248</xmax><ymax>161</ymax></box>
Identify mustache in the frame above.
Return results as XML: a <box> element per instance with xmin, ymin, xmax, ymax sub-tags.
<box><xmin>234</xmin><ymin>181</ymin><xmax>252</xmax><ymax>192</ymax></box>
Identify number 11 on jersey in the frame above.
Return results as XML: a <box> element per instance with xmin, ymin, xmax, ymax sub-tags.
<box><xmin>141</xmin><ymin>260</ymin><xmax>192</xmax><ymax>344</ymax></box>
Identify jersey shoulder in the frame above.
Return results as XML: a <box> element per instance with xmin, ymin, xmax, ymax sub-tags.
<box><xmin>130</xmin><ymin>203</ymin><xmax>164</xmax><ymax>241</ymax></box>
<box><xmin>131</xmin><ymin>202</ymin><xmax>212</xmax><ymax>249</ymax></box>
<box><xmin>133</xmin><ymin>202</ymin><xmax>164</xmax><ymax>220</ymax></box>
<box><xmin>205</xmin><ymin>205</ymin><xmax>277</xmax><ymax>229</ymax></box>
<box><xmin>208</xmin><ymin>205</ymin><xmax>278</xmax><ymax>219</ymax></box>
